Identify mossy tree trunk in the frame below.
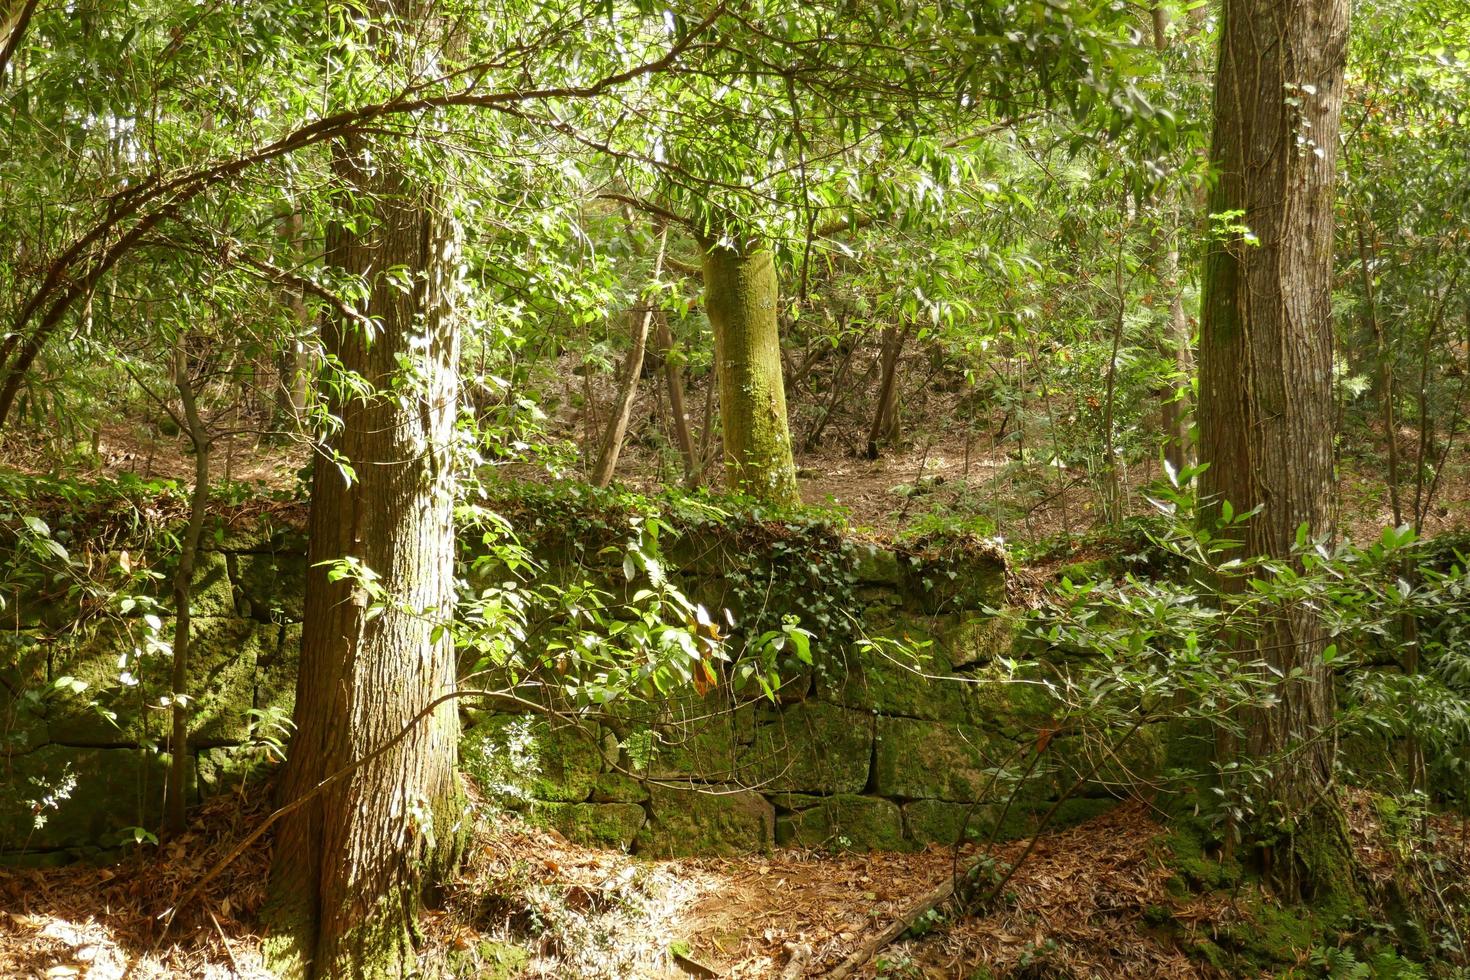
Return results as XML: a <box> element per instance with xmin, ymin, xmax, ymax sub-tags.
<box><xmin>1198</xmin><ymin>0</ymin><xmax>1353</xmax><ymax>900</ymax></box>
<box><xmin>263</xmin><ymin>3</ymin><xmax>464</xmax><ymax>975</ymax></box>
<box><xmin>701</xmin><ymin>236</ymin><xmax>800</xmax><ymax>505</ymax></box>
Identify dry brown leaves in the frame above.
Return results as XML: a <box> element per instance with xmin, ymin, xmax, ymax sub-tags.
<box><xmin>0</xmin><ymin>788</ymin><xmax>274</xmax><ymax>979</ymax></box>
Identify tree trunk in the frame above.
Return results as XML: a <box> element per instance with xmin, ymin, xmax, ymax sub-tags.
<box><xmin>702</xmin><ymin>236</ymin><xmax>801</xmax><ymax>505</ymax></box>
<box><xmin>1152</xmin><ymin>5</ymin><xmax>1195</xmax><ymax>476</ymax></box>
<box><xmin>275</xmin><ymin>211</ymin><xmax>313</xmax><ymax>438</ymax></box>
<box><xmin>165</xmin><ymin>340</ymin><xmax>210</xmax><ymax>836</ymax></box>
<box><xmin>263</xmin><ymin>6</ymin><xmax>463</xmax><ymax>975</ymax></box>
<box><xmin>654</xmin><ymin>314</ymin><xmax>701</xmax><ymax>486</ymax></box>
<box><xmin>865</xmin><ymin>322</ymin><xmax>908</xmax><ymax>460</ymax></box>
<box><xmin>1198</xmin><ymin>0</ymin><xmax>1352</xmax><ymax>899</ymax></box>
<box><xmin>591</xmin><ymin>231</ymin><xmax>666</xmax><ymax>486</ymax></box>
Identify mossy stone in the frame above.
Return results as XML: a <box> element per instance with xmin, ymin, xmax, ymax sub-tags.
<box><xmin>744</xmin><ymin>702</ymin><xmax>872</xmax><ymax>794</ymax></box>
<box><xmin>897</xmin><ymin>553</ymin><xmax>1005</xmax><ymax>614</ymax></box>
<box><xmin>852</xmin><ymin>544</ymin><xmax>902</xmax><ymax>585</ymax></box>
<box><xmin>47</xmin><ymin>617</ymin><xmax>279</xmax><ymax>745</ymax></box>
<box><xmin>464</xmin><ymin>715</ymin><xmax>603</xmax><ymax>802</ymax></box>
<box><xmin>902</xmin><ymin>799</ymin><xmax>1041</xmax><ymax>846</ymax></box>
<box><xmin>174</xmin><ymin>549</ymin><xmax>241</xmax><ymax>618</ymax></box>
<box><xmin>529</xmin><ymin>801</ymin><xmax>646</xmax><ymax>850</ymax></box>
<box><xmin>635</xmin><ymin>782</ymin><xmax>774</xmax><ymax>857</ymax></box>
<box><xmin>872</xmin><ymin>716</ymin><xmax>1033</xmax><ymax>802</ymax></box>
<box><xmin>0</xmin><ymin>745</ymin><xmax>169</xmax><ymax>851</ymax></box>
<box><xmin>590</xmin><ymin>772</ymin><xmax>649</xmax><ymax>803</ymax></box>
<box><xmin>962</xmin><ymin>662</ymin><xmax>1058</xmax><ymax>735</ymax></box>
<box><xmin>775</xmin><ymin>794</ymin><xmax>907</xmax><ymax>851</ymax></box>
<box><xmin>1051</xmin><ymin>724</ymin><xmax>1165</xmax><ymax>798</ymax></box>
<box><xmin>822</xmin><ymin>625</ymin><xmax>971</xmax><ymax>723</ymax></box>
<box><xmin>939</xmin><ymin>614</ymin><xmax>1019</xmax><ymax>668</ymax></box>
<box><xmin>623</xmin><ymin>694</ymin><xmax>756</xmax><ymax>781</ymax></box>
<box><xmin>233</xmin><ymin>552</ymin><xmax>307</xmax><ymax>623</ymax></box>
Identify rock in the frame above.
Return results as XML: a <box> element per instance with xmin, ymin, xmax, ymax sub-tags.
<box><xmin>939</xmin><ymin>614</ymin><xmax>1018</xmax><ymax>668</ymax></box>
<box><xmin>174</xmin><ymin>550</ymin><xmax>240</xmax><ymax>618</ymax></box>
<box><xmin>903</xmin><ymin>800</ymin><xmax>1026</xmax><ymax>845</ymax></box>
<box><xmin>232</xmin><ymin>552</ymin><xmax>307</xmax><ymax>623</ymax></box>
<box><xmin>962</xmin><ymin>662</ymin><xmax>1058</xmax><ymax>735</ymax></box>
<box><xmin>775</xmin><ymin>794</ymin><xmax>907</xmax><ymax>851</ymax></box>
<box><xmin>898</xmin><ymin>551</ymin><xmax>1005</xmax><ymax>614</ymax></box>
<box><xmin>48</xmin><ymin>617</ymin><xmax>281</xmax><ymax>745</ymax></box>
<box><xmin>462</xmin><ymin>715</ymin><xmax>603</xmax><ymax>803</ymax></box>
<box><xmin>589</xmin><ymin>771</ymin><xmax>649</xmax><ymax>803</ymax></box>
<box><xmin>0</xmin><ymin>745</ymin><xmax>169</xmax><ymax>851</ymax></box>
<box><xmin>852</xmin><ymin>544</ymin><xmax>902</xmax><ymax>585</ymax></box>
<box><xmin>744</xmin><ymin>702</ymin><xmax>872</xmax><ymax>794</ymax></box>
<box><xmin>1051</xmin><ymin>724</ymin><xmax>1166</xmax><ymax>798</ymax></box>
<box><xmin>873</xmin><ymin>717</ymin><xmax>1037</xmax><ymax>802</ymax></box>
<box><xmin>529</xmin><ymin>802</ymin><xmax>646</xmax><ymax>849</ymax></box>
<box><xmin>623</xmin><ymin>693</ymin><xmax>756</xmax><ymax>781</ymax></box>
<box><xmin>635</xmin><ymin>782</ymin><xmax>774</xmax><ymax>857</ymax></box>
<box><xmin>821</xmin><ymin>621</ymin><xmax>972</xmax><ymax>723</ymax></box>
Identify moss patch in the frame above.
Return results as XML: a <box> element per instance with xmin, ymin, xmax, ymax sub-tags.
<box><xmin>744</xmin><ymin>702</ymin><xmax>873</xmax><ymax>794</ymax></box>
<box><xmin>636</xmin><ymin>783</ymin><xmax>774</xmax><ymax>857</ymax></box>
<box><xmin>529</xmin><ymin>802</ymin><xmax>646</xmax><ymax>850</ymax></box>
<box><xmin>774</xmin><ymin>794</ymin><xmax>908</xmax><ymax>851</ymax></box>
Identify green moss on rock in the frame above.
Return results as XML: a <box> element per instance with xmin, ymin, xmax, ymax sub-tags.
<box><xmin>590</xmin><ymin>772</ymin><xmax>649</xmax><ymax>803</ymax></box>
<box><xmin>744</xmin><ymin>702</ymin><xmax>872</xmax><ymax>794</ymax></box>
<box><xmin>464</xmin><ymin>715</ymin><xmax>603</xmax><ymax>803</ymax></box>
<box><xmin>873</xmin><ymin>716</ymin><xmax>1032</xmax><ymax>802</ymax></box>
<box><xmin>822</xmin><ymin>625</ymin><xmax>971</xmax><ymax>723</ymax></box>
<box><xmin>635</xmin><ymin>782</ymin><xmax>774</xmax><ymax>857</ymax></box>
<box><xmin>529</xmin><ymin>802</ymin><xmax>647</xmax><ymax>850</ymax></box>
<box><xmin>0</xmin><ymin>745</ymin><xmax>169</xmax><ymax>850</ymax></box>
<box><xmin>233</xmin><ymin>551</ymin><xmax>307</xmax><ymax>623</ymax></box>
<box><xmin>775</xmin><ymin>794</ymin><xmax>907</xmax><ymax>851</ymax></box>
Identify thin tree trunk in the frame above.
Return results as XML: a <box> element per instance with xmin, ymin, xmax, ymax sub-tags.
<box><xmin>865</xmin><ymin>322</ymin><xmax>909</xmax><ymax>460</ymax></box>
<box><xmin>591</xmin><ymin>230</ymin><xmax>666</xmax><ymax>486</ymax></box>
<box><xmin>165</xmin><ymin>340</ymin><xmax>210</xmax><ymax>836</ymax></box>
<box><xmin>702</xmin><ymin>236</ymin><xmax>801</xmax><ymax>505</ymax></box>
<box><xmin>263</xmin><ymin>3</ymin><xmax>463</xmax><ymax>974</ymax></box>
<box><xmin>1198</xmin><ymin>0</ymin><xmax>1352</xmax><ymax>899</ymax></box>
<box><xmin>1356</xmin><ymin>216</ymin><xmax>1402</xmax><ymax>526</ymax></box>
<box><xmin>654</xmin><ymin>314</ymin><xmax>700</xmax><ymax>486</ymax></box>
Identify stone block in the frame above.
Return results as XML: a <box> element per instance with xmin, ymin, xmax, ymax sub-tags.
<box><xmin>0</xmin><ymin>745</ymin><xmax>168</xmax><ymax>851</ymax></box>
<box><xmin>744</xmin><ymin>702</ymin><xmax>872</xmax><ymax>794</ymax></box>
<box><xmin>873</xmin><ymin>716</ymin><xmax>1034</xmax><ymax>802</ymax></box>
<box><xmin>463</xmin><ymin>715</ymin><xmax>602</xmax><ymax>803</ymax></box>
<box><xmin>635</xmin><ymin>782</ymin><xmax>774</xmax><ymax>857</ymax></box>
<box><xmin>775</xmin><ymin>794</ymin><xmax>907</xmax><ymax>851</ymax></box>
<box><xmin>529</xmin><ymin>801</ymin><xmax>646</xmax><ymax>850</ymax></box>
<box><xmin>233</xmin><ymin>551</ymin><xmax>307</xmax><ymax>623</ymax></box>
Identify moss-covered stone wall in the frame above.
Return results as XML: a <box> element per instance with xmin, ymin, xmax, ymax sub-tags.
<box><xmin>1</xmin><ymin>486</ymin><xmax>1153</xmax><ymax>863</ymax></box>
<box><xmin>1</xmin><ymin>517</ymin><xmax>305</xmax><ymax>863</ymax></box>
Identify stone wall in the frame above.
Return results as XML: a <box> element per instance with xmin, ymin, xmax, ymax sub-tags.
<box><xmin>1</xmin><ymin>517</ymin><xmax>305</xmax><ymax>863</ymax></box>
<box><xmin>1</xmin><ymin>490</ymin><xmax>1152</xmax><ymax>863</ymax></box>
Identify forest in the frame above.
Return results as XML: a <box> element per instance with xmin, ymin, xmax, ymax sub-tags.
<box><xmin>1</xmin><ymin>0</ymin><xmax>1469</xmax><ymax>977</ymax></box>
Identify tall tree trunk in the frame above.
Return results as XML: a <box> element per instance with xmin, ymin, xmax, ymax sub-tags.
<box><xmin>591</xmin><ymin>230</ymin><xmax>666</xmax><ymax>486</ymax></box>
<box><xmin>263</xmin><ymin>5</ymin><xmax>463</xmax><ymax>975</ymax></box>
<box><xmin>1152</xmin><ymin>4</ymin><xmax>1196</xmax><ymax>476</ymax></box>
<box><xmin>702</xmin><ymin>236</ymin><xmax>800</xmax><ymax>505</ymax></box>
<box><xmin>865</xmin><ymin>322</ymin><xmax>908</xmax><ymax>460</ymax></box>
<box><xmin>655</xmin><ymin>314</ymin><xmax>700</xmax><ymax>486</ymax></box>
<box><xmin>165</xmin><ymin>340</ymin><xmax>210</xmax><ymax>836</ymax></box>
<box><xmin>1198</xmin><ymin>0</ymin><xmax>1352</xmax><ymax>899</ymax></box>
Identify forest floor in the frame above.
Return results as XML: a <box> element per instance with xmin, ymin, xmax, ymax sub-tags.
<box><xmin>2</xmin><ymin>786</ymin><xmax>1458</xmax><ymax>979</ymax></box>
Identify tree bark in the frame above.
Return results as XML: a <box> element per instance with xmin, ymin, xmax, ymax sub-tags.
<box><xmin>701</xmin><ymin>236</ymin><xmax>801</xmax><ymax>505</ymax></box>
<box><xmin>865</xmin><ymin>322</ymin><xmax>908</xmax><ymax>460</ymax></box>
<box><xmin>655</xmin><ymin>313</ymin><xmax>700</xmax><ymax>486</ymax></box>
<box><xmin>591</xmin><ymin>230</ymin><xmax>666</xmax><ymax>486</ymax></box>
<box><xmin>262</xmin><ymin>4</ymin><xmax>464</xmax><ymax>975</ymax></box>
<box><xmin>165</xmin><ymin>340</ymin><xmax>210</xmax><ymax>836</ymax></box>
<box><xmin>1198</xmin><ymin>0</ymin><xmax>1352</xmax><ymax>899</ymax></box>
